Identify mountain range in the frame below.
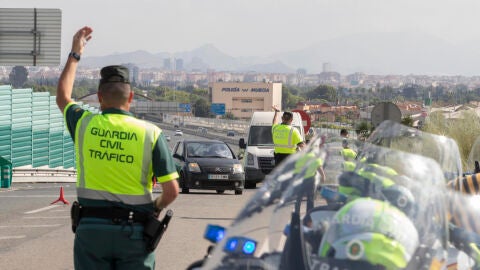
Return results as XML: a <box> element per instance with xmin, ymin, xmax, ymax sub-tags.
<box><xmin>81</xmin><ymin>32</ymin><xmax>480</xmax><ymax>76</ymax></box>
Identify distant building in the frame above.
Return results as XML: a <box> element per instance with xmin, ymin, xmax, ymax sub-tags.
<box><xmin>122</xmin><ymin>63</ymin><xmax>139</xmax><ymax>85</ymax></box>
<box><xmin>323</xmin><ymin>62</ymin><xmax>332</xmax><ymax>73</ymax></box>
<box><xmin>209</xmin><ymin>82</ymin><xmax>282</xmax><ymax>119</ymax></box>
<box><xmin>163</xmin><ymin>58</ymin><xmax>171</xmax><ymax>70</ymax></box>
<box><xmin>175</xmin><ymin>58</ymin><xmax>184</xmax><ymax>71</ymax></box>
<box><xmin>318</xmin><ymin>71</ymin><xmax>341</xmax><ymax>85</ymax></box>
<box><xmin>296</xmin><ymin>101</ymin><xmax>360</xmax><ymax>122</ymax></box>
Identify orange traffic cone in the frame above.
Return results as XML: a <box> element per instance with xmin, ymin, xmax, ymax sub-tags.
<box><xmin>51</xmin><ymin>186</ymin><xmax>70</xmax><ymax>205</ymax></box>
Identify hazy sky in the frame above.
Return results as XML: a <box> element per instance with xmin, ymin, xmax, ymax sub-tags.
<box><xmin>3</xmin><ymin>0</ymin><xmax>480</xmax><ymax>59</ymax></box>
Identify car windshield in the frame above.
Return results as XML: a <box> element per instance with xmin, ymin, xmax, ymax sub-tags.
<box><xmin>247</xmin><ymin>125</ymin><xmax>302</xmax><ymax>146</ymax></box>
<box><xmin>248</xmin><ymin>126</ymin><xmax>273</xmax><ymax>146</ymax></box>
<box><xmin>187</xmin><ymin>142</ymin><xmax>233</xmax><ymax>159</ymax></box>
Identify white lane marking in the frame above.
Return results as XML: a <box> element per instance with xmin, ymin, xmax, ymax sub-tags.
<box><xmin>0</xmin><ymin>235</ymin><xmax>26</xmax><ymax>240</ymax></box>
<box><xmin>23</xmin><ymin>216</ymin><xmax>69</xmax><ymax>219</ymax></box>
<box><xmin>51</xmin><ymin>209</ymin><xmax>69</xmax><ymax>212</ymax></box>
<box><xmin>0</xmin><ymin>195</ymin><xmax>72</xmax><ymax>198</ymax></box>
<box><xmin>0</xmin><ymin>224</ymin><xmax>62</xmax><ymax>228</ymax></box>
<box><xmin>24</xmin><ymin>205</ymin><xmax>60</xmax><ymax>214</ymax></box>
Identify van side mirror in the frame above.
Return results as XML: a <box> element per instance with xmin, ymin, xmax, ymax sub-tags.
<box><xmin>237</xmin><ymin>151</ymin><xmax>244</xmax><ymax>160</ymax></box>
<box><xmin>239</xmin><ymin>138</ymin><xmax>246</xmax><ymax>149</ymax></box>
<box><xmin>173</xmin><ymin>153</ymin><xmax>184</xmax><ymax>161</ymax></box>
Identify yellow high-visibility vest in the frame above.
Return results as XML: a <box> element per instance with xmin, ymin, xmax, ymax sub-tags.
<box><xmin>272</xmin><ymin>124</ymin><xmax>302</xmax><ymax>154</ymax></box>
<box><xmin>74</xmin><ymin>112</ymin><xmax>160</xmax><ymax>205</ymax></box>
<box><xmin>295</xmin><ymin>151</ymin><xmax>323</xmax><ymax>178</ymax></box>
<box><xmin>340</xmin><ymin>148</ymin><xmax>357</xmax><ymax>161</ymax></box>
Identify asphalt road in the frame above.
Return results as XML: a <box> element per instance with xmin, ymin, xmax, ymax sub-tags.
<box><xmin>0</xmin><ymin>127</ymin><xmax>253</xmax><ymax>270</ymax></box>
<box><xmin>0</xmin><ymin>183</ymin><xmax>255</xmax><ymax>269</ymax></box>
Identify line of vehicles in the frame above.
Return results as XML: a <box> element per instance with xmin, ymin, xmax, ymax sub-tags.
<box><xmin>170</xmin><ymin>111</ymin><xmax>307</xmax><ymax>194</ymax></box>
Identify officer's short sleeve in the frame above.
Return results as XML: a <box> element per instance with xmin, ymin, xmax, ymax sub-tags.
<box><xmin>64</xmin><ymin>102</ymin><xmax>88</xmax><ymax>142</ymax></box>
<box><xmin>153</xmin><ymin>132</ymin><xmax>179</xmax><ymax>183</ymax></box>
<box><xmin>272</xmin><ymin>123</ymin><xmax>279</xmax><ymax>133</ymax></box>
<box><xmin>292</xmin><ymin>128</ymin><xmax>304</xmax><ymax>145</ymax></box>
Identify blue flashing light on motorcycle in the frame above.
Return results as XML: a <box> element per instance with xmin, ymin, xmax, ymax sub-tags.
<box><xmin>283</xmin><ymin>224</ymin><xmax>290</xmax><ymax>236</ymax></box>
<box><xmin>204</xmin><ymin>224</ymin><xmax>225</xmax><ymax>243</ymax></box>
<box><xmin>223</xmin><ymin>236</ymin><xmax>257</xmax><ymax>256</ymax></box>
<box><xmin>320</xmin><ymin>186</ymin><xmax>347</xmax><ymax>203</ymax></box>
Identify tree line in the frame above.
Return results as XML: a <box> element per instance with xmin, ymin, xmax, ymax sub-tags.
<box><xmin>3</xmin><ymin>75</ymin><xmax>480</xmax><ymax>119</ymax></box>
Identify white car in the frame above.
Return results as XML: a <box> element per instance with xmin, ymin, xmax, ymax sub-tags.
<box><xmin>175</xmin><ymin>130</ymin><xmax>183</xmax><ymax>136</ymax></box>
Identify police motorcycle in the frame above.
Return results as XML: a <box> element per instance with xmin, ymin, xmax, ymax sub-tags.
<box><xmin>187</xmin><ymin>137</ymin><xmax>325</xmax><ymax>270</ymax></box>
<box><xmin>459</xmin><ymin>135</ymin><xmax>480</xmax><ymax>193</ymax></box>
<box><xmin>446</xmin><ymin>190</ymin><xmax>480</xmax><ymax>269</ymax></box>
<box><xmin>439</xmin><ymin>135</ymin><xmax>480</xmax><ymax>269</ymax></box>
<box><xmin>189</xmin><ymin>132</ymin><xmax>453</xmax><ymax>270</ymax></box>
<box><xmin>366</xmin><ymin>120</ymin><xmax>480</xmax><ymax>269</ymax></box>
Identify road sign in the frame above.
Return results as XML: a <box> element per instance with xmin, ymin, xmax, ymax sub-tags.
<box><xmin>371</xmin><ymin>102</ymin><xmax>401</xmax><ymax>127</ymax></box>
<box><xmin>211</xmin><ymin>103</ymin><xmax>225</xmax><ymax>115</ymax></box>
<box><xmin>0</xmin><ymin>8</ymin><xmax>62</xmax><ymax>66</ymax></box>
<box><xmin>292</xmin><ymin>109</ymin><xmax>311</xmax><ymax>134</ymax></box>
<box><xmin>179</xmin><ymin>103</ymin><xmax>191</xmax><ymax>112</ymax></box>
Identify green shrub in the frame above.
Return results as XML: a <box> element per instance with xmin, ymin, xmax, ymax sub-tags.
<box><xmin>422</xmin><ymin>110</ymin><xmax>480</xmax><ymax>170</ymax></box>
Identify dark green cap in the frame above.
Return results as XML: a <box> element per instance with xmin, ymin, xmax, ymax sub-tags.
<box><xmin>99</xmin><ymin>65</ymin><xmax>130</xmax><ymax>85</ymax></box>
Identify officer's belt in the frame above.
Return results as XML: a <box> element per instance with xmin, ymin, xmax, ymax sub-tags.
<box><xmin>80</xmin><ymin>206</ymin><xmax>150</xmax><ymax>223</ymax></box>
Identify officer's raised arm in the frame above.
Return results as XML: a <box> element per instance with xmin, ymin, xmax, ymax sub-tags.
<box><xmin>56</xmin><ymin>26</ymin><xmax>93</xmax><ymax>113</ymax></box>
<box><xmin>272</xmin><ymin>105</ymin><xmax>280</xmax><ymax>124</ymax></box>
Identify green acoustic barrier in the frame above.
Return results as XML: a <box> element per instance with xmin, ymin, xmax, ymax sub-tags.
<box><xmin>0</xmin><ymin>85</ymin><xmax>99</xmax><ymax>169</ymax></box>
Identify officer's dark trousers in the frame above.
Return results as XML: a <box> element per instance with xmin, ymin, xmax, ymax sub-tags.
<box><xmin>274</xmin><ymin>153</ymin><xmax>291</xmax><ymax>168</ymax></box>
<box><xmin>74</xmin><ymin>218</ymin><xmax>155</xmax><ymax>270</ymax></box>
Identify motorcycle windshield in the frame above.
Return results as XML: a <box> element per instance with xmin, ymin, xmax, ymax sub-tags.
<box><xmin>202</xmin><ymin>134</ymin><xmax>451</xmax><ymax>270</ymax></box>
<box><xmin>466</xmin><ymin>136</ymin><xmax>480</xmax><ymax>175</ymax></box>
<box><xmin>367</xmin><ymin>120</ymin><xmax>463</xmax><ymax>182</ymax></box>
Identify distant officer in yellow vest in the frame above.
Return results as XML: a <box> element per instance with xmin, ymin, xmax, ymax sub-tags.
<box><xmin>340</xmin><ymin>139</ymin><xmax>357</xmax><ymax>161</ymax></box>
<box><xmin>56</xmin><ymin>26</ymin><xmax>179</xmax><ymax>270</ymax></box>
<box><xmin>272</xmin><ymin>105</ymin><xmax>305</xmax><ymax>167</ymax></box>
<box><xmin>294</xmin><ymin>149</ymin><xmax>326</xmax><ymax>211</ymax></box>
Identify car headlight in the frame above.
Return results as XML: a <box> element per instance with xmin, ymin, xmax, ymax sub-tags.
<box><xmin>188</xmin><ymin>162</ymin><xmax>201</xmax><ymax>173</ymax></box>
<box><xmin>246</xmin><ymin>153</ymin><xmax>254</xmax><ymax>166</ymax></box>
<box><xmin>233</xmin><ymin>164</ymin><xmax>244</xmax><ymax>174</ymax></box>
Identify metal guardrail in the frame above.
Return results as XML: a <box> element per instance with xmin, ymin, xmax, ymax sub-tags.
<box><xmin>156</xmin><ymin>122</ymin><xmax>240</xmax><ymax>145</ymax></box>
<box><xmin>13</xmin><ymin>168</ymin><xmax>77</xmax><ymax>177</ymax></box>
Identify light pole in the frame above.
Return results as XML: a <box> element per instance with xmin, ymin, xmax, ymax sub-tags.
<box><xmin>172</xmin><ymin>57</ymin><xmax>178</xmax><ymax>126</ymax></box>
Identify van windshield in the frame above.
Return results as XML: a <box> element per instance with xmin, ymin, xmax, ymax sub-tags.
<box><xmin>248</xmin><ymin>126</ymin><xmax>273</xmax><ymax>146</ymax></box>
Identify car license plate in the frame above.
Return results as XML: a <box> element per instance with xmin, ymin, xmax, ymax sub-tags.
<box><xmin>208</xmin><ymin>174</ymin><xmax>229</xmax><ymax>180</ymax></box>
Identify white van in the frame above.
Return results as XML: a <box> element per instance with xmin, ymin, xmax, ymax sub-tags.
<box><xmin>239</xmin><ymin>111</ymin><xmax>305</xmax><ymax>188</ymax></box>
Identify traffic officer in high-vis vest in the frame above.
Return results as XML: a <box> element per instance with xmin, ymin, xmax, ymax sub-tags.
<box><xmin>340</xmin><ymin>139</ymin><xmax>357</xmax><ymax>161</ymax></box>
<box><xmin>56</xmin><ymin>26</ymin><xmax>179</xmax><ymax>270</ymax></box>
<box><xmin>272</xmin><ymin>105</ymin><xmax>305</xmax><ymax>167</ymax></box>
<box><xmin>294</xmin><ymin>148</ymin><xmax>326</xmax><ymax>211</ymax></box>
